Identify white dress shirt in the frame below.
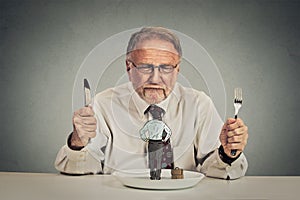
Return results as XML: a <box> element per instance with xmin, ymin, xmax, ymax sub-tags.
<box><xmin>55</xmin><ymin>82</ymin><xmax>248</xmax><ymax>179</ymax></box>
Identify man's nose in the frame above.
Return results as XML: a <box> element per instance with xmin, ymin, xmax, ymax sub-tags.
<box><xmin>149</xmin><ymin>67</ymin><xmax>162</xmax><ymax>83</ymax></box>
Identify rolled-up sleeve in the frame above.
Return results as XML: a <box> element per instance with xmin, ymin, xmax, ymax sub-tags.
<box><xmin>54</xmin><ymin>144</ymin><xmax>102</xmax><ymax>175</ymax></box>
<box><xmin>200</xmin><ymin>149</ymin><xmax>248</xmax><ymax>179</ymax></box>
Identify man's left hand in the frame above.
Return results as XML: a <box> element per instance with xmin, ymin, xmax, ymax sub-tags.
<box><xmin>219</xmin><ymin>118</ymin><xmax>249</xmax><ymax>158</ymax></box>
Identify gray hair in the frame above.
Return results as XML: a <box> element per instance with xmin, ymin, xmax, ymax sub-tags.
<box><xmin>126</xmin><ymin>27</ymin><xmax>182</xmax><ymax>57</ymax></box>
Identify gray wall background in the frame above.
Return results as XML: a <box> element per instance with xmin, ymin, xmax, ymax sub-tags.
<box><xmin>1</xmin><ymin>0</ymin><xmax>299</xmax><ymax>175</ymax></box>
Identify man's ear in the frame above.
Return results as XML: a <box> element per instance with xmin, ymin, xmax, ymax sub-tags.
<box><xmin>177</xmin><ymin>64</ymin><xmax>180</xmax><ymax>72</ymax></box>
<box><xmin>126</xmin><ymin>60</ymin><xmax>130</xmax><ymax>72</ymax></box>
<box><xmin>126</xmin><ymin>60</ymin><xmax>132</xmax><ymax>81</ymax></box>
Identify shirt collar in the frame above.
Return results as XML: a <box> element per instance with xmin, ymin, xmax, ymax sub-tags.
<box><xmin>157</xmin><ymin>82</ymin><xmax>180</xmax><ymax>111</ymax></box>
<box><xmin>128</xmin><ymin>83</ymin><xmax>149</xmax><ymax>118</ymax></box>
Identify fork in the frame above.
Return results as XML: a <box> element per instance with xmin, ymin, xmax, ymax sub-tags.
<box><xmin>231</xmin><ymin>88</ymin><xmax>243</xmax><ymax>156</ymax></box>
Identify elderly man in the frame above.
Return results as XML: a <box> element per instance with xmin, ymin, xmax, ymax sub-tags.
<box><xmin>55</xmin><ymin>27</ymin><xmax>248</xmax><ymax>180</ymax></box>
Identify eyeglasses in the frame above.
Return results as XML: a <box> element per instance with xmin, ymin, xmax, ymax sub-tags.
<box><xmin>128</xmin><ymin>60</ymin><xmax>179</xmax><ymax>74</ymax></box>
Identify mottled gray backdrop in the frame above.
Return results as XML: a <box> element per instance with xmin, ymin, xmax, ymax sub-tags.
<box><xmin>1</xmin><ymin>0</ymin><xmax>299</xmax><ymax>175</ymax></box>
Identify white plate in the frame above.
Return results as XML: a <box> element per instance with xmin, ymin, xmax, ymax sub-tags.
<box><xmin>113</xmin><ymin>169</ymin><xmax>205</xmax><ymax>190</ymax></box>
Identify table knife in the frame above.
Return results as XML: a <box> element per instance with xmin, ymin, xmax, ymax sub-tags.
<box><xmin>84</xmin><ymin>78</ymin><xmax>91</xmax><ymax>107</ymax></box>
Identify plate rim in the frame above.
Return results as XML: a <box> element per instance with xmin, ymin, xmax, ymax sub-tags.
<box><xmin>113</xmin><ymin>169</ymin><xmax>205</xmax><ymax>190</ymax></box>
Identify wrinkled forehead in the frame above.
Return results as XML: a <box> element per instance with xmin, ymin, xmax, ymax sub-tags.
<box><xmin>129</xmin><ymin>49</ymin><xmax>180</xmax><ymax>62</ymax></box>
<box><xmin>128</xmin><ymin>39</ymin><xmax>180</xmax><ymax>62</ymax></box>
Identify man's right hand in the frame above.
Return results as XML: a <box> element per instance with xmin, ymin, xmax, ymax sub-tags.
<box><xmin>70</xmin><ymin>106</ymin><xmax>97</xmax><ymax>148</ymax></box>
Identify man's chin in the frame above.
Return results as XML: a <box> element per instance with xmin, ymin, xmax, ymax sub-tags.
<box><xmin>143</xmin><ymin>89</ymin><xmax>166</xmax><ymax>104</ymax></box>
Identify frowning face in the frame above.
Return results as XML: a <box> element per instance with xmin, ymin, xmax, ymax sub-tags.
<box><xmin>126</xmin><ymin>39</ymin><xmax>181</xmax><ymax>104</ymax></box>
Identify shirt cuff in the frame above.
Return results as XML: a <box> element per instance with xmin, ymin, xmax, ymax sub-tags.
<box><xmin>64</xmin><ymin>133</ymin><xmax>88</xmax><ymax>161</ymax></box>
<box><xmin>204</xmin><ymin>149</ymin><xmax>247</xmax><ymax>179</ymax></box>
<box><xmin>64</xmin><ymin>145</ymin><xmax>87</xmax><ymax>161</ymax></box>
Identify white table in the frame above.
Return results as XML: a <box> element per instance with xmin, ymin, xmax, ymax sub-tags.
<box><xmin>0</xmin><ymin>172</ymin><xmax>299</xmax><ymax>200</ymax></box>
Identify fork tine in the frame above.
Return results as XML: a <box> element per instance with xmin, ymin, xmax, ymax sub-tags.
<box><xmin>234</xmin><ymin>87</ymin><xmax>242</xmax><ymax>102</ymax></box>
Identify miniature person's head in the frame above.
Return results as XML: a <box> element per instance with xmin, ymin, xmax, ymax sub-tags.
<box><xmin>126</xmin><ymin>27</ymin><xmax>182</xmax><ymax>104</ymax></box>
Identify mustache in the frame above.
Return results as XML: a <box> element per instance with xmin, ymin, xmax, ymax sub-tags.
<box><xmin>142</xmin><ymin>84</ymin><xmax>166</xmax><ymax>90</ymax></box>
<box><xmin>142</xmin><ymin>86</ymin><xmax>167</xmax><ymax>98</ymax></box>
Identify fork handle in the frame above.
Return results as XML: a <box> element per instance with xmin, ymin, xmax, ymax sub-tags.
<box><xmin>231</xmin><ymin>115</ymin><xmax>238</xmax><ymax>156</ymax></box>
<box><xmin>231</xmin><ymin>149</ymin><xmax>237</xmax><ymax>156</ymax></box>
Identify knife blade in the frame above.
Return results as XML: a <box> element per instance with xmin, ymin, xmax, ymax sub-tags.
<box><xmin>84</xmin><ymin>78</ymin><xmax>91</xmax><ymax>107</ymax></box>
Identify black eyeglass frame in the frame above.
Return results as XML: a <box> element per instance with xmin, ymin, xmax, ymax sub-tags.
<box><xmin>127</xmin><ymin>60</ymin><xmax>179</xmax><ymax>74</ymax></box>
